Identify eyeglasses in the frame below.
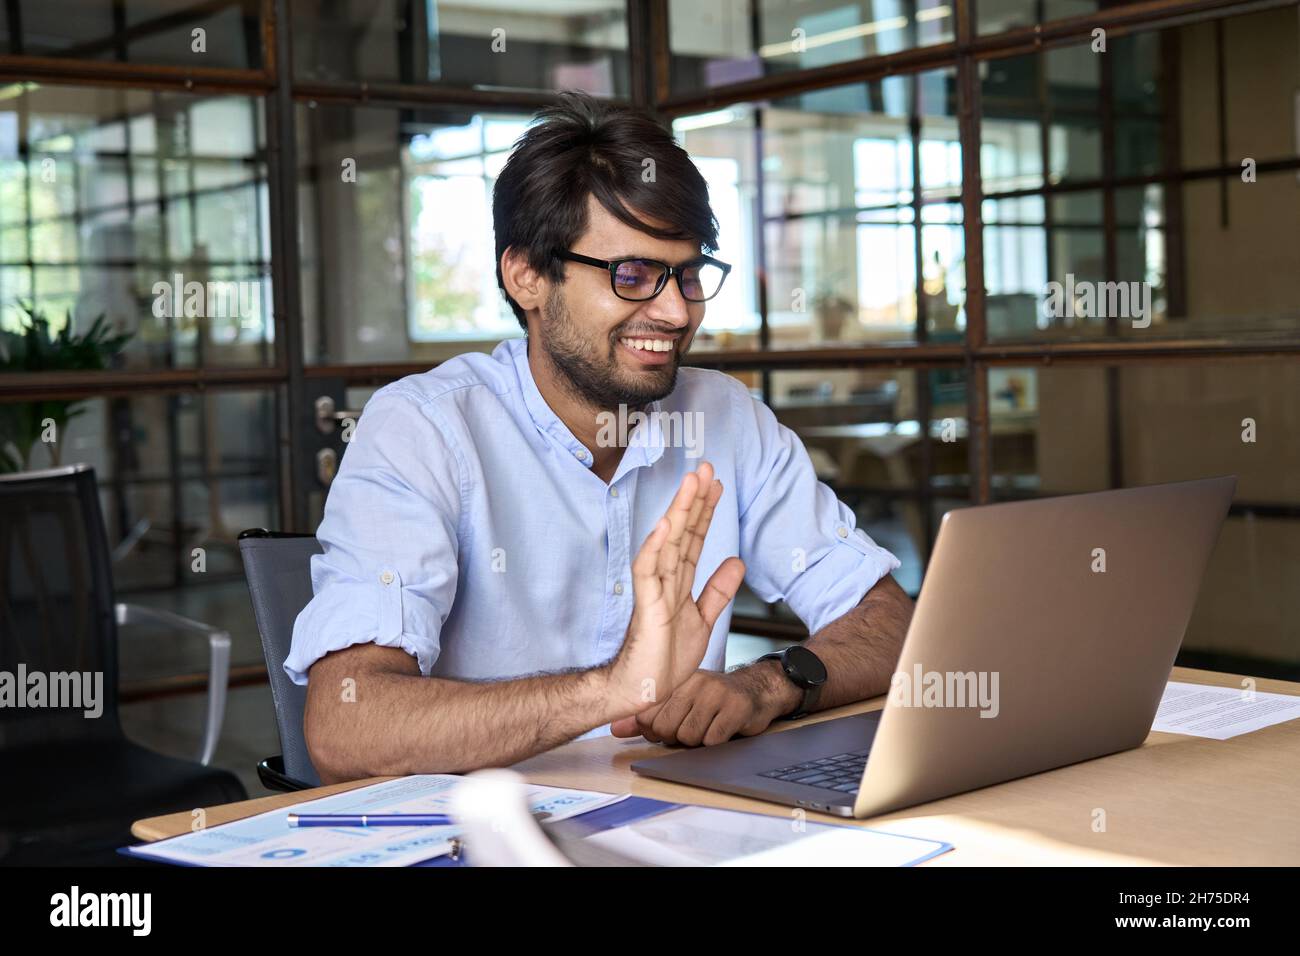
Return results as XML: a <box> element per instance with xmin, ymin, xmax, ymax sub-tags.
<box><xmin>557</xmin><ymin>250</ymin><xmax>732</xmax><ymax>303</ymax></box>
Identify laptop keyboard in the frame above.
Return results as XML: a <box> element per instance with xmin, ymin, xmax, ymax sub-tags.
<box><xmin>758</xmin><ymin>749</ymin><xmax>870</xmax><ymax>793</ymax></box>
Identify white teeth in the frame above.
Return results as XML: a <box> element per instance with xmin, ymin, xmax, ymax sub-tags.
<box><xmin>621</xmin><ymin>337</ymin><xmax>673</xmax><ymax>353</ymax></box>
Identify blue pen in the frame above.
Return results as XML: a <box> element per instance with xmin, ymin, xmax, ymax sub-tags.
<box><xmin>287</xmin><ymin>813</ymin><xmax>454</xmax><ymax>827</ymax></box>
<box><xmin>286</xmin><ymin>811</ymin><xmax>551</xmax><ymax>828</ymax></box>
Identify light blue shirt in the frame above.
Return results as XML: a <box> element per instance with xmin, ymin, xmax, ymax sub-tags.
<box><xmin>286</xmin><ymin>337</ymin><xmax>900</xmax><ymax>736</ymax></box>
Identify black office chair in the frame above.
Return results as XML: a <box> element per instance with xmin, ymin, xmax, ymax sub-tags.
<box><xmin>0</xmin><ymin>464</ymin><xmax>247</xmax><ymax>866</ymax></box>
<box><xmin>237</xmin><ymin>529</ymin><xmax>323</xmax><ymax>791</ymax></box>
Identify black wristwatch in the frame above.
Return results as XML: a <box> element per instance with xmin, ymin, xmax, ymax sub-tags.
<box><xmin>756</xmin><ymin>646</ymin><xmax>827</xmax><ymax>720</ymax></box>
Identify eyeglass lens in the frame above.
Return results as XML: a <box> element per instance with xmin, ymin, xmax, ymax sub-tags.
<box><xmin>612</xmin><ymin>259</ymin><xmax>725</xmax><ymax>301</ymax></box>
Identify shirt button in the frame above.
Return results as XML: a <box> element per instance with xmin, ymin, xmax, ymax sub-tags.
<box><xmin>836</xmin><ymin>526</ymin><xmax>849</xmax><ymax>538</ymax></box>
<box><xmin>380</xmin><ymin>570</ymin><xmax>395</xmax><ymax>585</ymax></box>
<box><xmin>610</xmin><ymin>487</ymin><xmax>619</xmax><ymax>498</ymax></box>
<box><xmin>575</xmin><ymin>449</ymin><xmax>588</xmax><ymax>461</ymax></box>
<box><xmin>613</xmin><ymin>582</ymin><xmax>624</xmax><ymax>595</ymax></box>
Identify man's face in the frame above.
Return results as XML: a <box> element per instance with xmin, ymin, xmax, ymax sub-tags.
<box><xmin>537</xmin><ymin>196</ymin><xmax>709</xmax><ymax>411</ymax></box>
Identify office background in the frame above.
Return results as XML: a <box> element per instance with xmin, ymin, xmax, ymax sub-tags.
<box><xmin>1</xmin><ymin>0</ymin><xmax>1297</xmax><ymax>797</ymax></box>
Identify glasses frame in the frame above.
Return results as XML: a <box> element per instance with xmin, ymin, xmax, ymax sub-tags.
<box><xmin>556</xmin><ymin>250</ymin><xmax>733</xmax><ymax>303</ymax></box>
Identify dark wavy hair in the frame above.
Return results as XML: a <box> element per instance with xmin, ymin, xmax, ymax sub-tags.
<box><xmin>492</xmin><ymin>91</ymin><xmax>719</xmax><ymax>330</ymax></box>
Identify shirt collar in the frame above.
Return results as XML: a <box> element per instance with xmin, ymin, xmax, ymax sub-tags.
<box><xmin>506</xmin><ymin>336</ymin><xmax>666</xmax><ymax>475</ymax></box>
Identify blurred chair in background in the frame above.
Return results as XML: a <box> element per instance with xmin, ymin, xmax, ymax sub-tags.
<box><xmin>0</xmin><ymin>465</ymin><xmax>245</xmax><ymax>865</ymax></box>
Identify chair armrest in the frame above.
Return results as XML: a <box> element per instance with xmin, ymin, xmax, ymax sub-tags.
<box><xmin>115</xmin><ymin>602</ymin><xmax>231</xmax><ymax>766</ymax></box>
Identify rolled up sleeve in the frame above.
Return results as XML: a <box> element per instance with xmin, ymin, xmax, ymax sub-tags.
<box><xmin>731</xmin><ymin>382</ymin><xmax>901</xmax><ymax>636</ymax></box>
<box><xmin>284</xmin><ymin>386</ymin><xmax>464</xmax><ymax>686</ymax></box>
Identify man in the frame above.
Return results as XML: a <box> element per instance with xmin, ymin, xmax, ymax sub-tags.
<box><xmin>288</xmin><ymin>92</ymin><xmax>914</xmax><ymax>783</ymax></box>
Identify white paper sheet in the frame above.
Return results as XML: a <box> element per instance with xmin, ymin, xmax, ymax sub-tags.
<box><xmin>1151</xmin><ymin>681</ymin><xmax>1300</xmax><ymax>740</ymax></box>
<box><xmin>125</xmin><ymin>775</ymin><xmax>625</xmax><ymax>867</ymax></box>
<box><xmin>581</xmin><ymin>805</ymin><xmax>950</xmax><ymax>867</ymax></box>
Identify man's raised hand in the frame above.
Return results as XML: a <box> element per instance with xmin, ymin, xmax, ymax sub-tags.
<box><xmin>602</xmin><ymin>461</ymin><xmax>744</xmax><ymax>719</ymax></box>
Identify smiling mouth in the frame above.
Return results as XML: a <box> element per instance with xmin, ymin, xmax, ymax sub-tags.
<box><xmin>618</xmin><ymin>336</ymin><xmax>676</xmax><ymax>354</ymax></box>
<box><xmin>616</xmin><ymin>335</ymin><xmax>678</xmax><ymax>367</ymax></box>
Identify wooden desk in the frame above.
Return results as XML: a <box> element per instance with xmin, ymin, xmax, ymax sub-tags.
<box><xmin>133</xmin><ymin>666</ymin><xmax>1300</xmax><ymax>865</ymax></box>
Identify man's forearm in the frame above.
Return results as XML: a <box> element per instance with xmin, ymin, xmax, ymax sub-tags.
<box><xmin>736</xmin><ymin>574</ymin><xmax>915</xmax><ymax>718</ymax></box>
<box><xmin>307</xmin><ymin>658</ymin><xmax>621</xmax><ymax>781</ymax></box>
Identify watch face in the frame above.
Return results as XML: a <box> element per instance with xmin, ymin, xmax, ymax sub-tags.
<box><xmin>785</xmin><ymin>645</ymin><xmax>827</xmax><ymax>686</ymax></box>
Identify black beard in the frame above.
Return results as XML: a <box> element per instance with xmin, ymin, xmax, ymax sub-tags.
<box><xmin>539</xmin><ymin>288</ymin><xmax>679</xmax><ymax>410</ymax></box>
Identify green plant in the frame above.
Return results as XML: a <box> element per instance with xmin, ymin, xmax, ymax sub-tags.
<box><xmin>0</xmin><ymin>303</ymin><xmax>132</xmax><ymax>472</ymax></box>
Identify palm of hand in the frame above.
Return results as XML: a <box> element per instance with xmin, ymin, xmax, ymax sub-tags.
<box><xmin>613</xmin><ymin>462</ymin><xmax>745</xmax><ymax>714</ymax></box>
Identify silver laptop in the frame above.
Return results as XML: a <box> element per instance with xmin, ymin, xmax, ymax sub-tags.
<box><xmin>631</xmin><ymin>476</ymin><xmax>1236</xmax><ymax>818</ymax></box>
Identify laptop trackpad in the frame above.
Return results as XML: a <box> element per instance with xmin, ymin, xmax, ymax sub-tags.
<box><xmin>631</xmin><ymin>711</ymin><xmax>883</xmax><ymax>783</ymax></box>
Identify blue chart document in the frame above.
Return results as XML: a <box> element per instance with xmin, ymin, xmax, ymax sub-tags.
<box><xmin>122</xmin><ymin>775</ymin><xmax>625</xmax><ymax>867</ymax></box>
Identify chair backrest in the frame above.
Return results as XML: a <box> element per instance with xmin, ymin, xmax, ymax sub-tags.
<box><xmin>238</xmin><ymin>531</ymin><xmax>323</xmax><ymax>787</ymax></box>
<box><xmin>0</xmin><ymin>464</ymin><xmax>123</xmax><ymax>749</ymax></box>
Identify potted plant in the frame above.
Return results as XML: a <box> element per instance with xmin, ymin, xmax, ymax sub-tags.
<box><xmin>812</xmin><ymin>269</ymin><xmax>857</xmax><ymax>342</ymax></box>
<box><xmin>0</xmin><ymin>303</ymin><xmax>132</xmax><ymax>472</ymax></box>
